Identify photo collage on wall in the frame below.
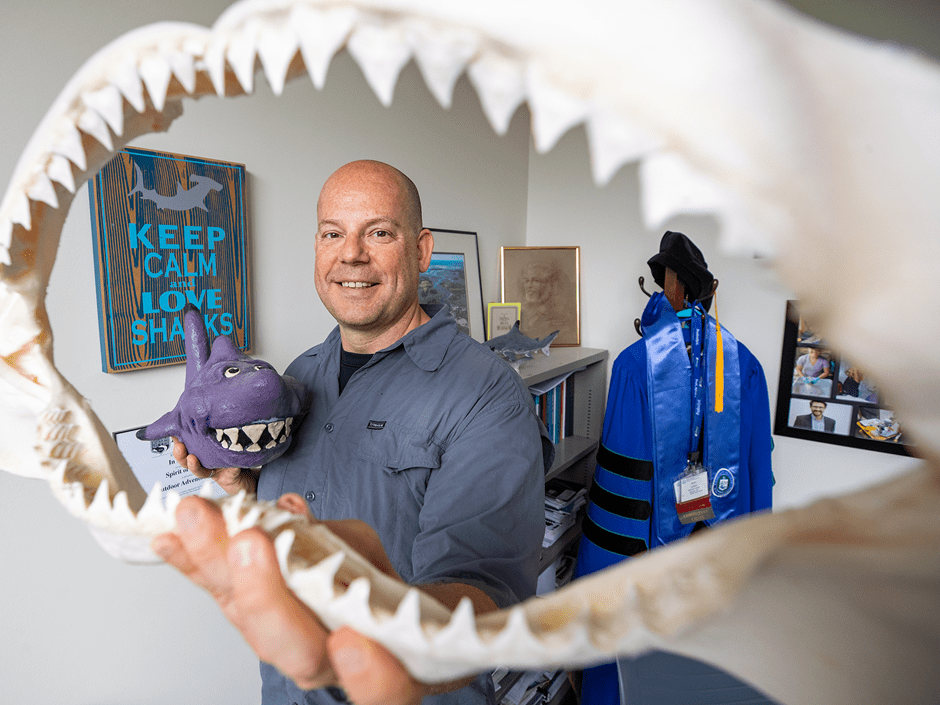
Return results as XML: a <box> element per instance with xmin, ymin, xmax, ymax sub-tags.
<box><xmin>773</xmin><ymin>301</ymin><xmax>911</xmax><ymax>456</ymax></box>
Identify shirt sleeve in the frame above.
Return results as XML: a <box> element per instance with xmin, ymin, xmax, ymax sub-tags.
<box><xmin>409</xmin><ymin>394</ymin><xmax>548</xmax><ymax>609</ymax></box>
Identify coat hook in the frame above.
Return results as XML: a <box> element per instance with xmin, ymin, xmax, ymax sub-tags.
<box><xmin>691</xmin><ymin>279</ymin><xmax>719</xmax><ymax>309</ymax></box>
<box><xmin>638</xmin><ymin>276</ymin><xmax>652</xmax><ymax>297</ymax></box>
<box><xmin>634</xmin><ymin>318</ymin><xmax>643</xmax><ymax>337</ymax></box>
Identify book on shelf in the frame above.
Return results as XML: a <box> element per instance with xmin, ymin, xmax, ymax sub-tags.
<box><xmin>529</xmin><ymin>371</ymin><xmax>576</xmax><ymax>445</ymax></box>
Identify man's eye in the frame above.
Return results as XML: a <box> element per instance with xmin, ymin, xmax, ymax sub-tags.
<box><xmin>320</xmin><ymin>231</ymin><xmax>341</xmax><ymax>239</ymax></box>
<box><xmin>373</xmin><ymin>230</ymin><xmax>391</xmax><ymax>238</ymax></box>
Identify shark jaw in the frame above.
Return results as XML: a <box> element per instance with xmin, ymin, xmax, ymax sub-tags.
<box><xmin>0</xmin><ymin>0</ymin><xmax>939</xmax><ymax>700</ymax></box>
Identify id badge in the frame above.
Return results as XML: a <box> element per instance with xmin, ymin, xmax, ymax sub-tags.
<box><xmin>673</xmin><ymin>462</ymin><xmax>715</xmax><ymax>524</ymax></box>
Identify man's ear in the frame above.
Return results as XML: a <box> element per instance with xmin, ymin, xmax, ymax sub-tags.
<box><xmin>417</xmin><ymin>228</ymin><xmax>434</xmax><ymax>273</ymax></box>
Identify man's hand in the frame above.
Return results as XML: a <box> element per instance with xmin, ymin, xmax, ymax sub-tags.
<box><xmin>152</xmin><ymin>495</ymin><xmax>428</xmax><ymax>705</ymax></box>
<box><xmin>172</xmin><ymin>437</ymin><xmax>258</xmax><ymax>495</ymax></box>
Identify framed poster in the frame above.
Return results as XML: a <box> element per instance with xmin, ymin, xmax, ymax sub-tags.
<box><xmin>500</xmin><ymin>246</ymin><xmax>580</xmax><ymax>346</ymax></box>
<box><xmin>89</xmin><ymin>146</ymin><xmax>250</xmax><ymax>373</ymax></box>
<box><xmin>487</xmin><ymin>302</ymin><xmax>521</xmax><ymax>340</ymax></box>
<box><xmin>419</xmin><ymin>228</ymin><xmax>486</xmax><ymax>342</ymax></box>
<box><xmin>112</xmin><ymin>426</ymin><xmax>227</xmax><ymax>500</ymax></box>
<box><xmin>773</xmin><ymin>301</ymin><xmax>912</xmax><ymax>456</ymax></box>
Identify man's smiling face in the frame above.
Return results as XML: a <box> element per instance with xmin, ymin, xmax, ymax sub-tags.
<box><xmin>313</xmin><ymin>162</ymin><xmax>433</xmax><ymax>342</ymax></box>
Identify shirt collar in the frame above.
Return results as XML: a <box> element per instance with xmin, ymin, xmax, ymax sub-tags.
<box><xmin>304</xmin><ymin>308</ymin><xmax>457</xmax><ymax>372</ymax></box>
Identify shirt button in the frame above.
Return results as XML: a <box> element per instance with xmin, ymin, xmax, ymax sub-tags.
<box><xmin>325</xmin><ymin>422</ymin><xmax>334</xmax><ymax>433</ymax></box>
<box><xmin>305</xmin><ymin>491</ymin><xmax>316</xmax><ymax>502</ymax></box>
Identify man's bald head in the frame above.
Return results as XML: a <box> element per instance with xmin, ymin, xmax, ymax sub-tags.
<box><xmin>318</xmin><ymin>160</ymin><xmax>423</xmax><ymax>234</ymax></box>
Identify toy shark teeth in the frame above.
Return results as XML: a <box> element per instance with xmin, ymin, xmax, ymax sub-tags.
<box><xmin>213</xmin><ymin>417</ymin><xmax>295</xmax><ymax>452</ymax></box>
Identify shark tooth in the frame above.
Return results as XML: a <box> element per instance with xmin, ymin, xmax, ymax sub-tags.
<box><xmin>273</xmin><ymin>528</ymin><xmax>296</xmax><ymax>573</ymax></box>
<box><xmin>490</xmin><ymin>605</ymin><xmax>546</xmax><ymax>663</ymax></box>
<box><xmin>289</xmin><ymin>551</ymin><xmax>345</xmax><ymax>603</ymax></box>
<box><xmin>639</xmin><ymin>150</ymin><xmax>725</xmax><ymax>231</ymax></box>
<box><xmin>235</xmin><ymin>504</ymin><xmax>263</xmax><ymax>532</ymax></box>
<box><xmin>0</xmin><ymin>219</ymin><xmax>12</xmax><ymax>259</ymax></box>
<box><xmin>226</xmin><ymin>20</ymin><xmax>261</xmax><ymax>94</ymax></box>
<box><xmin>257</xmin><ymin>22</ymin><xmax>299</xmax><ymax>96</ymax></box>
<box><xmin>87</xmin><ymin>478</ymin><xmax>112</xmax><ymax>519</ymax></box>
<box><xmin>203</xmin><ymin>40</ymin><xmax>228</xmax><ymax>96</ymax></box>
<box><xmin>139</xmin><ymin>55</ymin><xmax>174</xmax><ymax>111</ymax></box>
<box><xmin>586</xmin><ymin>109</ymin><xmax>663</xmax><ymax>186</ymax></box>
<box><xmin>380</xmin><ymin>587</ymin><xmax>426</xmax><ymax>645</ymax></box>
<box><xmin>82</xmin><ymin>85</ymin><xmax>125</xmax><ymax>136</ymax></box>
<box><xmin>47</xmin><ymin>154</ymin><xmax>76</xmax><ymax>194</ymax></box>
<box><xmin>27</xmin><ymin>173</ymin><xmax>58</xmax><ymax>210</ymax></box>
<box><xmin>221</xmin><ymin>489</ymin><xmax>248</xmax><ymax>528</ymax></box>
<box><xmin>466</xmin><ymin>52</ymin><xmax>526</xmax><ymax>136</ymax></box>
<box><xmin>198</xmin><ymin>481</ymin><xmax>216</xmax><ymax>498</ymax></box>
<box><xmin>408</xmin><ymin>20</ymin><xmax>479</xmax><ymax>110</ymax></box>
<box><xmin>111</xmin><ymin>490</ymin><xmax>136</xmax><ymax>526</ymax></box>
<box><xmin>224</xmin><ymin>427</ymin><xmax>239</xmax><ymax>444</ymax></box>
<box><xmin>269</xmin><ymin>420</ymin><xmax>285</xmax><ymax>438</ymax></box>
<box><xmin>328</xmin><ymin>577</ymin><xmax>375</xmax><ymax>629</ymax></box>
<box><xmin>433</xmin><ymin>597</ymin><xmax>485</xmax><ymax>656</ymax></box>
<box><xmin>8</xmin><ymin>191</ymin><xmax>31</xmax><ymax>231</ymax></box>
<box><xmin>527</xmin><ymin>66</ymin><xmax>589</xmax><ymax>154</ymax></box>
<box><xmin>346</xmin><ymin>19</ymin><xmax>411</xmax><ymax>108</ymax></box>
<box><xmin>292</xmin><ymin>4</ymin><xmax>357</xmax><ymax>90</ymax></box>
<box><xmin>164</xmin><ymin>490</ymin><xmax>182</xmax><ymax>522</ymax></box>
<box><xmin>166</xmin><ymin>50</ymin><xmax>197</xmax><ymax>95</ymax></box>
<box><xmin>107</xmin><ymin>58</ymin><xmax>146</xmax><ymax>113</ymax></box>
<box><xmin>77</xmin><ymin>108</ymin><xmax>114</xmax><ymax>151</ymax></box>
<box><xmin>137</xmin><ymin>482</ymin><xmax>168</xmax><ymax>526</ymax></box>
<box><xmin>52</xmin><ymin>120</ymin><xmax>87</xmax><ymax>171</ymax></box>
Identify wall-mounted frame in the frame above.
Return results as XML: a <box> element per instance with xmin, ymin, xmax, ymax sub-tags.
<box><xmin>773</xmin><ymin>301</ymin><xmax>912</xmax><ymax>456</ymax></box>
<box><xmin>487</xmin><ymin>302</ymin><xmax>521</xmax><ymax>340</ymax></box>
<box><xmin>420</xmin><ymin>228</ymin><xmax>486</xmax><ymax>342</ymax></box>
<box><xmin>89</xmin><ymin>146</ymin><xmax>250</xmax><ymax>373</ymax></box>
<box><xmin>500</xmin><ymin>246</ymin><xmax>580</xmax><ymax>346</ymax></box>
<box><xmin>112</xmin><ymin>426</ymin><xmax>227</xmax><ymax>500</ymax></box>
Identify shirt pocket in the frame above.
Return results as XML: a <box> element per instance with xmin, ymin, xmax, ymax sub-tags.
<box><xmin>353</xmin><ymin>422</ymin><xmax>443</xmax><ymax>474</ymax></box>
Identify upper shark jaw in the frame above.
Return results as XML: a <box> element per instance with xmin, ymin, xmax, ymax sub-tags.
<box><xmin>0</xmin><ymin>0</ymin><xmax>938</xmax><ymax>696</ymax></box>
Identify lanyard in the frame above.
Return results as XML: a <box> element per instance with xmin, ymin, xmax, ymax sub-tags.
<box><xmin>688</xmin><ymin>305</ymin><xmax>706</xmax><ymax>461</ymax></box>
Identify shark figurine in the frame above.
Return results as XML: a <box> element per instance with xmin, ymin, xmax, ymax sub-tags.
<box><xmin>484</xmin><ymin>321</ymin><xmax>558</xmax><ymax>369</ymax></box>
<box><xmin>137</xmin><ymin>305</ymin><xmax>308</xmax><ymax>470</ymax></box>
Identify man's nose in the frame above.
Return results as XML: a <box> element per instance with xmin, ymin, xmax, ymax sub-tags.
<box><xmin>340</xmin><ymin>234</ymin><xmax>368</xmax><ymax>262</ymax></box>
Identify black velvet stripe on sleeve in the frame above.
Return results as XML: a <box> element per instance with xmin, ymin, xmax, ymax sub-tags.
<box><xmin>596</xmin><ymin>443</ymin><xmax>654</xmax><ymax>482</ymax></box>
<box><xmin>588</xmin><ymin>482</ymin><xmax>652</xmax><ymax>521</ymax></box>
<box><xmin>582</xmin><ymin>515</ymin><xmax>648</xmax><ymax>557</ymax></box>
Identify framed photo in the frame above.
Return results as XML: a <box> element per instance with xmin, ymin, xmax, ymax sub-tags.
<box><xmin>487</xmin><ymin>302</ymin><xmax>521</xmax><ymax>340</ymax></box>
<box><xmin>420</xmin><ymin>229</ymin><xmax>486</xmax><ymax>342</ymax></box>
<box><xmin>112</xmin><ymin>426</ymin><xmax>227</xmax><ymax>500</ymax></box>
<box><xmin>773</xmin><ymin>301</ymin><xmax>912</xmax><ymax>456</ymax></box>
<box><xmin>500</xmin><ymin>246</ymin><xmax>580</xmax><ymax>346</ymax></box>
<box><xmin>89</xmin><ymin>146</ymin><xmax>250</xmax><ymax>373</ymax></box>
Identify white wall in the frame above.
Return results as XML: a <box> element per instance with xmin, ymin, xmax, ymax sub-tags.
<box><xmin>1</xmin><ymin>2</ymin><xmax>530</xmax><ymax>704</ymax></box>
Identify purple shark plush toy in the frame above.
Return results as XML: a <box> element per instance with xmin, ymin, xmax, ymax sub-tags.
<box><xmin>137</xmin><ymin>305</ymin><xmax>308</xmax><ymax>469</ymax></box>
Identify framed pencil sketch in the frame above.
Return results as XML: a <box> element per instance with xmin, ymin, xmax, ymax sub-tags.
<box><xmin>500</xmin><ymin>246</ymin><xmax>580</xmax><ymax>346</ymax></box>
<box><xmin>487</xmin><ymin>302</ymin><xmax>521</xmax><ymax>340</ymax></box>
<box><xmin>112</xmin><ymin>426</ymin><xmax>227</xmax><ymax>500</ymax></box>
<box><xmin>773</xmin><ymin>301</ymin><xmax>911</xmax><ymax>456</ymax></box>
<box><xmin>420</xmin><ymin>229</ymin><xmax>486</xmax><ymax>342</ymax></box>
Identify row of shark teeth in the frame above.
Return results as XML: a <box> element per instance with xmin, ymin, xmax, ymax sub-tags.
<box><xmin>213</xmin><ymin>416</ymin><xmax>294</xmax><ymax>452</ymax></box>
<box><xmin>0</xmin><ymin>0</ymin><xmax>748</xmax><ymax>269</ymax></box>
<box><xmin>44</xmin><ymin>453</ymin><xmax>633</xmax><ymax>681</ymax></box>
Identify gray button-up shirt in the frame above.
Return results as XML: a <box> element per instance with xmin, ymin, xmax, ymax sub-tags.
<box><xmin>258</xmin><ymin>311</ymin><xmax>552</xmax><ymax>705</ymax></box>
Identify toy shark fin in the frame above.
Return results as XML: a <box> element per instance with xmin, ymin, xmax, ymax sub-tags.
<box><xmin>136</xmin><ymin>408</ymin><xmax>181</xmax><ymax>441</ymax></box>
<box><xmin>183</xmin><ymin>304</ymin><xmax>212</xmax><ymax>387</ymax></box>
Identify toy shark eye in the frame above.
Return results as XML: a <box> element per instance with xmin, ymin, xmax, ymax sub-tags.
<box><xmin>224</xmin><ymin>366</ymin><xmax>241</xmax><ymax>378</ymax></box>
<box><xmin>253</xmin><ymin>364</ymin><xmax>266</xmax><ymax>371</ymax></box>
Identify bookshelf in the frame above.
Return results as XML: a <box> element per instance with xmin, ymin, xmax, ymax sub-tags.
<box><xmin>493</xmin><ymin>347</ymin><xmax>607</xmax><ymax>705</ymax></box>
<box><xmin>518</xmin><ymin>347</ymin><xmax>608</xmax><ymax>567</ymax></box>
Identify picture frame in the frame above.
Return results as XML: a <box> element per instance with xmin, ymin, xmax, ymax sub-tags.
<box><xmin>89</xmin><ymin>146</ymin><xmax>250</xmax><ymax>373</ymax></box>
<box><xmin>487</xmin><ymin>302</ymin><xmax>521</xmax><ymax>340</ymax></box>
<box><xmin>112</xmin><ymin>426</ymin><xmax>227</xmax><ymax>499</ymax></box>
<box><xmin>420</xmin><ymin>228</ymin><xmax>486</xmax><ymax>342</ymax></box>
<box><xmin>773</xmin><ymin>301</ymin><xmax>912</xmax><ymax>456</ymax></box>
<box><xmin>500</xmin><ymin>246</ymin><xmax>580</xmax><ymax>346</ymax></box>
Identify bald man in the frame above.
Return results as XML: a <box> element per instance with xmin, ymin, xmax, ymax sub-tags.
<box><xmin>161</xmin><ymin>161</ymin><xmax>551</xmax><ymax>705</ymax></box>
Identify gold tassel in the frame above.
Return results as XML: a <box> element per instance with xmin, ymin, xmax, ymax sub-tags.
<box><xmin>714</xmin><ymin>292</ymin><xmax>724</xmax><ymax>412</ymax></box>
